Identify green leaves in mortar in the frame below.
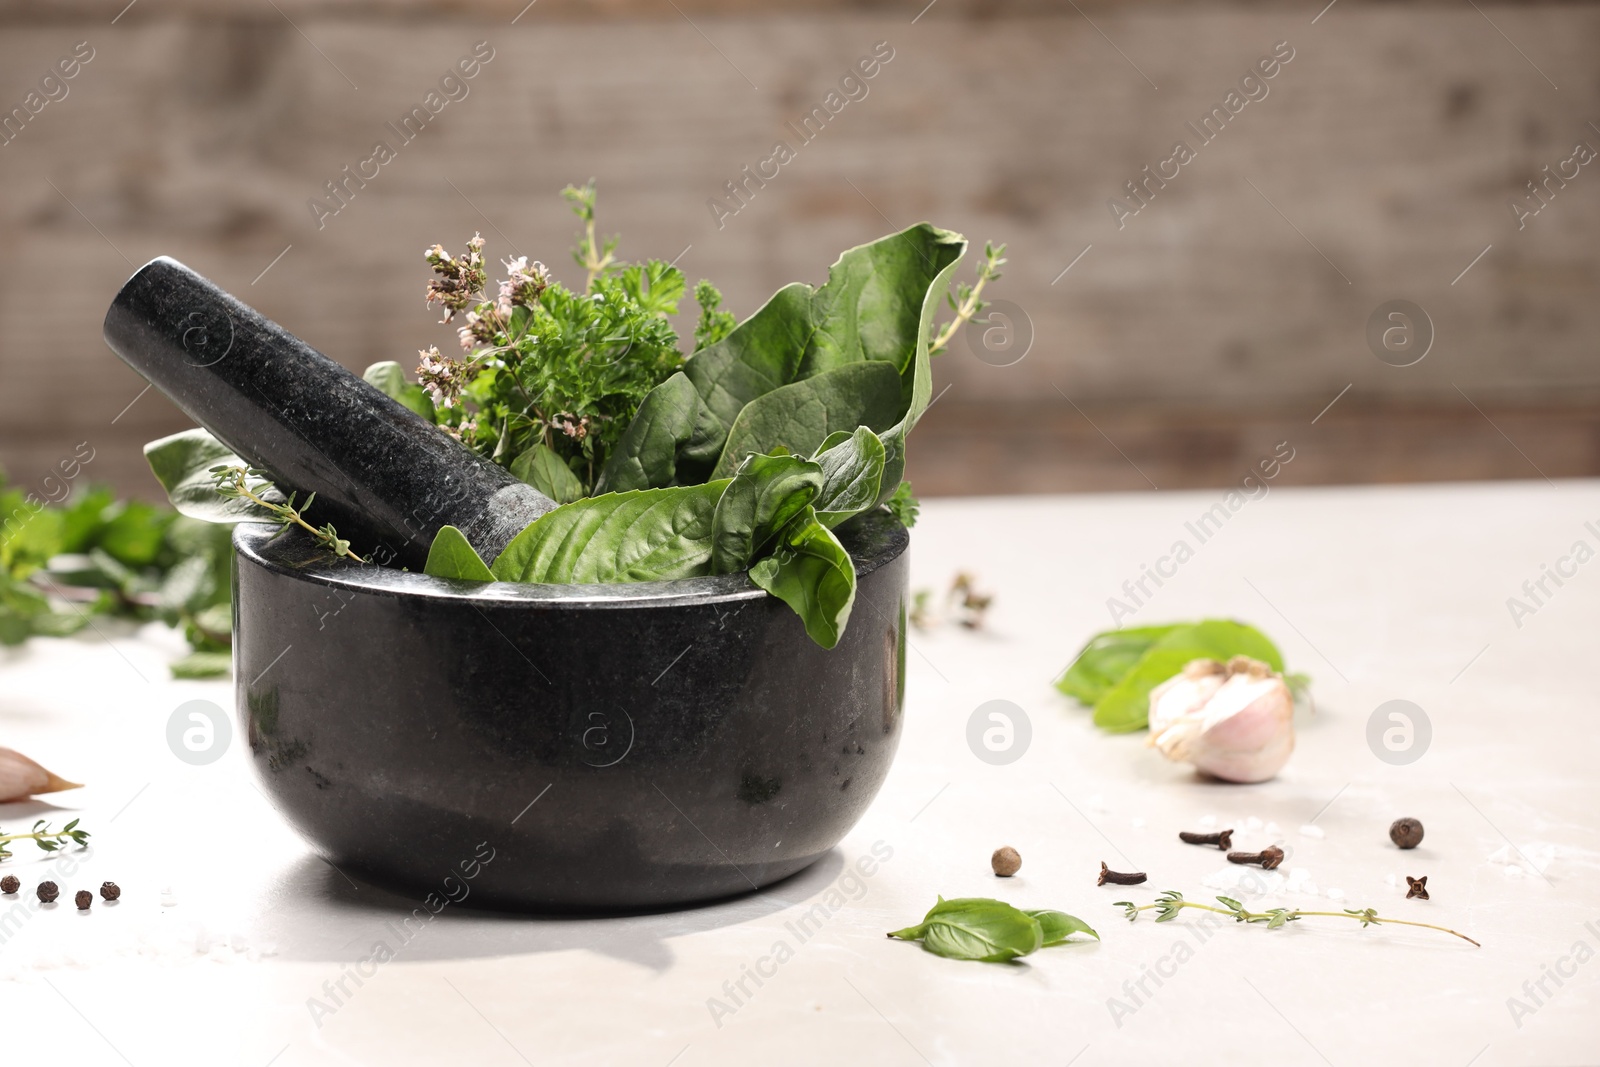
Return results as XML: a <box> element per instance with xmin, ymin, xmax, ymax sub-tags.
<box><xmin>597</xmin><ymin>223</ymin><xmax>966</xmax><ymax>497</ymax></box>
<box><xmin>888</xmin><ymin>897</ymin><xmax>1098</xmax><ymax>963</ymax></box>
<box><xmin>423</xmin><ymin>525</ymin><xmax>494</xmax><ymax>582</ymax></box>
<box><xmin>145</xmin><ymin>428</ymin><xmax>276</xmax><ymax>524</ymax></box>
<box><xmin>362</xmin><ymin>361</ymin><xmax>436</xmax><ymax>422</ymax></box>
<box><xmin>1057</xmin><ymin>620</ymin><xmax>1297</xmax><ymax>732</ymax></box>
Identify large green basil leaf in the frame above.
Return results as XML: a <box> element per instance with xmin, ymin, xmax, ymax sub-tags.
<box><xmin>748</xmin><ymin>505</ymin><xmax>856</xmax><ymax>649</ymax></box>
<box><xmin>711</xmin><ymin>361</ymin><xmax>902</xmax><ymax>479</ymax></box>
<box><xmin>489</xmin><ymin>481</ymin><xmax>729</xmax><ymax>584</ymax></box>
<box><xmin>362</xmin><ymin>361</ymin><xmax>436</xmax><ymax>422</ymax></box>
<box><xmin>144</xmin><ymin>428</ymin><xmax>275</xmax><ymax>524</ymax></box>
<box><xmin>811</xmin><ymin>427</ymin><xmax>887</xmax><ymax>528</ymax></box>
<box><xmin>1091</xmin><ymin>620</ymin><xmax>1287</xmax><ymax>733</ymax></box>
<box><xmin>510</xmin><ymin>443</ymin><xmax>585</xmax><ymax>505</ymax></box>
<box><xmin>598</xmin><ymin>224</ymin><xmax>967</xmax><ymax>492</ymax></box>
<box><xmin>1056</xmin><ymin>624</ymin><xmax>1184</xmax><ymax>705</ymax></box>
<box><xmin>887</xmin><ymin>897</ymin><xmax>1045</xmax><ymax>963</ymax></box>
<box><xmin>710</xmin><ymin>453</ymin><xmax>823</xmax><ymax>574</ymax></box>
<box><xmin>423</xmin><ymin>525</ymin><xmax>494</xmax><ymax>582</ymax></box>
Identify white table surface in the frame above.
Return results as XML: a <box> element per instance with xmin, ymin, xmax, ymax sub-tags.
<box><xmin>1</xmin><ymin>481</ymin><xmax>1597</xmax><ymax>1066</ymax></box>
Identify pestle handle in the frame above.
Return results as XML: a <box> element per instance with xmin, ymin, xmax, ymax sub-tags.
<box><xmin>103</xmin><ymin>256</ymin><xmax>555</xmax><ymax>569</ymax></box>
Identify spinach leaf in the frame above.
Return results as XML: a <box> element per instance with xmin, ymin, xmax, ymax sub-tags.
<box><xmin>1089</xmin><ymin>620</ymin><xmax>1287</xmax><ymax>733</ymax></box>
<box><xmin>1056</xmin><ymin>624</ymin><xmax>1183</xmax><ymax>705</ymax></box>
<box><xmin>1027</xmin><ymin>909</ymin><xmax>1099</xmax><ymax>946</ymax></box>
<box><xmin>510</xmin><ymin>443</ymin><xmax>586</xmax><ymax>505</ymax></box>
<box><xmin>598</xmin><ymin>224</ymin><xmax>967</xmax><ymax>493</ymax></box>
<box><xmin>489</xmin><ymin>481</ymin><xmax>729</xmax><ymax>584</ymax></box>
<box><xmin>362</xmin><ymin>361</ymin><xmax>437</xmax><ymax>422</ymax></box>
<box><xmin>710</xmin><ymin>361</ymin><xmax>903</xmax><ymax>479</ymax></box>
<box><xmin>594</xmin><ymin>372</ymin><xmax>722</xmax><ymax>494</ymax></box>
<box><xmin>709</xmin><ymin>453</ymin><xmax>823</xmax><ymax>574</ymax></box>
<box><xmin>423</xmin><ymin>525</ymin><xmax>494</xmax><ymax>582</ymax></box>
<box><xmin>748</xmin><ymin>506</ymin><xmax>856</xmax><ymax>649</ymax></box>
<box><xmin>144</xmin><ymin>428</ymin><xmax>275</xmax><ymax>523</ymax></box>
<box><xmin>811</xmin><ymin>427</ymin><xmax>887</xmax><ymax>528</ymax></box>
<box><xmin>887</xmin><ymin>897</ymin><xmax>1045</xmax><ymax>963</ymax></box>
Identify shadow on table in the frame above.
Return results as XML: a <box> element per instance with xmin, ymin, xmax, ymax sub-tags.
<box><xmin>252</xmin><ymin>847</ymin><xmax>846</xmax><ymax>971</ymax></box>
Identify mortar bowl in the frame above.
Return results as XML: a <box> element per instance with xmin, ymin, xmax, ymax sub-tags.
<box><xmin>232</xmin><ymin>511</ymin><xmax>908</xmax><ymax>911</ymax></box>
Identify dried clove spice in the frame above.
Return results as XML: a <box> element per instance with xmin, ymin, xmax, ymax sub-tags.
<box><xmin>991</xmin><ymin>846</ymin><xmax>1022</xmax><ymax>877</ymax></box>
<box><xmin>1098</xmin><ymin>862</ymin><xmax>1147</xmax><ymax>886</ymax></box>
<box><xmin>1179</xmin><ymin>829</ymin><xmax>1233</xmax><ymax>850</ymax></box>
<box><xmin>74</xmin><ymin>890</ymin><xmax>92</xmax><ymax>910</ymax></box>
<box><xmin>1227</xmin><ymin>846</ymin><xmax>1285</xmax><ymax>870</ymax></box>
<box><xmin>1406</xmin><ymin>875</ymin><xmax>1429</xmax><ymax>900</ymax></box>
<box><xmin>99</xmin><ymin>881</ymin><xmax>121</xmax><ymax>902</ymax></box>
<box><xmin>0</xmin><ymin>875</ymin><xmax>18</xmax><ymax>894</ymax></box>
<box><xmin>1390</xmin><ymin>817</ymin><xmax>1424</xmax><ymax>850</ymax></box>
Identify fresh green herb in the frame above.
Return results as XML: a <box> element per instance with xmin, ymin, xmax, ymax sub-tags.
<box><xmin>929</xmin><ymin>240</ymin><xmax>1006</xmax><ymax>356</ymax></box>
<box><xmin>1058</xmin><ymin>619</ymin><xmax>1301</xmax><ymax>732</ymax></box>
<box><xmin>693</xmin><ymin>279</ymin><xmax>738</xmax><ymax>351</ymax></box>
<box><xmin>0</xmin><ymin>462</ymin><xmax>232</xmax><ymax>674</ymax></box>
<box><xmin>423</xmin><ymin>524</ymin><xmax>495</xmax><ymax>582</ymax></box>
<box><xmin>884</xmin><ymin>480</ymin><xmax>919</xmax><ymax>528</ymax></box>
<box><xmin>1116</xmin><ymin>889</ymin><xmax>1478</xmax><ymax>946</ymax></box>
<box><xmin>0</xmin><ymin>818</ymin><xmax>90</xmax><ymax>860</ymax></box>
<box><xmin>208</xmin><ymin>465</ymin><xmax>364</xmax><ymax>563</ymax></box>
<box><xmin>888</xmin><ymin>896</ymin><xmax>1097</xmax><ymax>962</ymax></box>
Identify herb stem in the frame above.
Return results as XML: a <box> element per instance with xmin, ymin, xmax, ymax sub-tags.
<box><xmin>1121</xmin><ymin>898</ymin><xmax>1479</xmax><ymax>946</ymax></box>
<box><xmin>930</xmin><ymin>242</ymin><xmax>1006</xmax><ymax>356</ymax></box>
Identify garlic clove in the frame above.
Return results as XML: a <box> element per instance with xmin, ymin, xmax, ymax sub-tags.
<box><xmin>0</xmin><ymin>747</ymin><xmax>83</xmax><ymax>802</ymax></box>
<box><xmin>1146</xmin><ymin>657</ymin><xmax>1295</xmax><ymax>783</ymax></box>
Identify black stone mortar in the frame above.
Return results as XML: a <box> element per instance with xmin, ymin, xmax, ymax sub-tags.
<box><xmin>104</xmin><ymin>257</ymin><xmax>910</xmax><ymax>911</ymax></box>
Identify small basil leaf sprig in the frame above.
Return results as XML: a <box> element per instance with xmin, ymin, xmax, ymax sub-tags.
<box><xmin>1115</xmin><ymin>889</ymin><xmax>1479</xmax><ymax>946</ymax></box>
<box><xmin>887</xmin><ymin>897</ymin><xmax>1098</xmax><ymax>963</ymax></box>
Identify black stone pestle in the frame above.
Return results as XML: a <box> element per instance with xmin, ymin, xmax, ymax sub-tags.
<box><xmin>102</xmin><ymin>256</ymin><xmax>555</xmax><ymax>570</ymax></box>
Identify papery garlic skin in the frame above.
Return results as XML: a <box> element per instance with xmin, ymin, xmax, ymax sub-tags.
<box><xmin>1147</xmin><ymin>656</ymin><xmax>1294</xmax><ymax>783</ymax></box>
<box><xmin>0</xmin><ymin>747</ymin><xmax>82</xmax><ymax>802</ymax></box>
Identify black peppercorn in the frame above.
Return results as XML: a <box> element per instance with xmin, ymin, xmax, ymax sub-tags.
<box><xmin>0</xmin><ymin>875</ymin><xmax>18</xmax><ymax>894</ymax></box>
<box><xmin>1390</xmin><ymin>817</ymin><xmax>1424</xmax><ymax>850</ymax></box>
<box><xmin>75</xmin><ymin>890</ymin><xmax>92</xmax><ymax>910</ymax></box>
<box><xmin>36</xmin><ymin>880</ymin><xmax>59</xmax><ymax>903</ymax></box>
<box><xmin>99</xmin><ymin>881</ymin><xmax>121</xmax><ymax>902</ymax></box>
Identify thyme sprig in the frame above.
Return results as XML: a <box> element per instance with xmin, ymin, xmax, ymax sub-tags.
<box><xmin>209</xmin><ymin>465</ymin><xmax>365</xmax><ymax>563</ymax></box>
<box><xmin>1115</xmin><ymin>889</ymin><xmax>1479</xmax><ymax>946</ymax></box>
<box><xmin>0</xmin><ymin>818</ymin><xmax>90</xmax><ymax>860</ymax></box>
<box><xmin>930</xmin><ymin>241</ymin><xmax>1007</xmax><ymax>356</ymax></box>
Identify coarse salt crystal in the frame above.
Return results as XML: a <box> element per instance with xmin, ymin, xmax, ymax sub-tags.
<box><xmin>1198</xmin><ymin>815</ymin><xmax>1218</xmax><ymax>829</ymax></box>
<box><xmin>1245</xmin><ymin>816</ymin><xmax>1263</xmax><ymax>831</ymax></box>
<box><xmin>1131</xmin><ymin>817</ymin><xmax>1147</xmax><ymax>829</ymax></box>
<box><xmin>1299</xmin><ymin>824</ymin><xmax>1325</xmax><ymax>839</ymax></box>
<box><xmin>1506</xmin><ymin>865</ymin><xmax>1526</xmax><ymax>878</ymax></box>
<box><xmin>1087</xmin><ymin>794</ymin><xmax>1107</xmax><ymax>813</ymax></box>
<box><xmin>1326</xmin><ymin>887</ymin><xmax>1345</xmax><ymax>900</ymax></box>
<box><xmin>1265</xmin><ymin>822</ymin><xmax>1282</xmax><ymax>837</ymax></box>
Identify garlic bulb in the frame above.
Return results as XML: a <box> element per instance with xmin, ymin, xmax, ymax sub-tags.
<box><xmin>1147</xmin><ymin>656</ymin><xmax>1294</xmax><ymax>783</ymax></box>
<box><xmin>0</xmin><ymin>747</ymin><xmax>82</xmax><ymax>803</ymax></box>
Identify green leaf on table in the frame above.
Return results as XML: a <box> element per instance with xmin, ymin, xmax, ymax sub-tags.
<box><xmin>1056</xmin><ymin>625</ymin><xmax>1183</xmax><ymax>705</ymax></box>
<box><xmin>424</xmin><ymin>525</ymin><xmax>495</xmax><ymax>582</ymax></box>
<box><xmin>144</xmin><ymin>428</ymin><xmax>275</xmax><ymax>524</ymax></box>
<box><xmin>748</xmin><ymin>506</ymin><xmax>856</xmax><ymax>650</ymax></box>
<box><xmin>1086</xmin><ymin>620</ymin><xmax>1288</xmax><ymax>733</ymax></box>
<box><xmin>709</xmin><ymin>452</ymin><xmax>823</xmax><ymax>574</ymax></box>
<box><xmin>598</xmin><ymin>224</ymin><xmax>967</xmax><ymax>493</ymax></box>
<box><xmin>887</xmin><ymin>897</ymin><xmax>1045</xmax><ymax>963</ymax></box>
<box><xmin>490</xmin><ymin>481</ymin><xmax>729</xmax><ymax>584</ymax></box>
<box><xmin>170</xmin><ymin>650</ymin><xmax>233</xmax><ymax>679</ymax></box>
<box><xmin>362</xmin><ymin>361</ymin><xmax>437</xmax><ymax>422</ymax></box>
<box><xmin>510</xmin><ymin>443</ymin><xmax>586</xmax><ymax>505</ymax></box>
<box><xmin>1026</xmin><ymin>909</ymin><xmax>1099</xmax><ymax>946</ymax></box>
<box><xmin>810</xmin><ymin>426</ymin><xmax>887</xmax><ymax>528</ymax></box>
